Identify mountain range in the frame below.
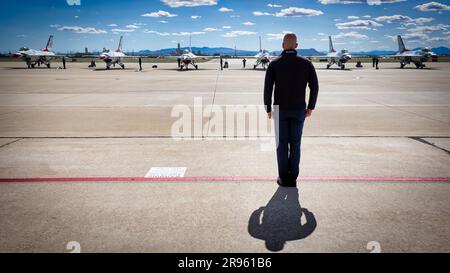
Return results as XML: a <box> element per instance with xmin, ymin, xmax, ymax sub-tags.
<box><xmin>128</xmin><ymin>46</ymin><xmax>450</xmax><ymax>57</ymax></box>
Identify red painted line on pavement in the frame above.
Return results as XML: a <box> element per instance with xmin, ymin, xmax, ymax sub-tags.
<box><xmin>0</xmin><ymin>176</ymin><xmax>449</xmax><ymax>183</ymax></box>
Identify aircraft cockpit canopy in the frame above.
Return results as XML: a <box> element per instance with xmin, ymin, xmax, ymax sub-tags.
<box><xmin>19</xmin><ymin>47</ymin><xmax>29</xmax><ymax>51</ymax></box>
<box><xmin>341</xmin><ymin>49</ymin><xmax>349</xmax><ymax>53</ymax></box>
<box><xmin>422</xmin><ymin>47</ymin><xmax>431</xmax><ymax>52</ymax></box>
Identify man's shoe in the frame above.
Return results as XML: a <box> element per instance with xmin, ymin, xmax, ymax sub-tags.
<box><xmin>277</xmin><ymin>177</ymin><xmax>289</xmax><ymax>187</ymax></box>
<box><xmin>286</xmin><ymin>176</ymin><xmax>298</xmax><ymax>187</ymax></box>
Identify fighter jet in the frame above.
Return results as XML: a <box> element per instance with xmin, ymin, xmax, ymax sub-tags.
<box><xmin>98</xmin><ymin>36</ymin><xmax>145</xmax><ymax>70</ymax></box>
<box><xmin>13</xmin><ymin>35</ymin><xmax>61</xmax><ymax>68</ymax></box>
<box><xmin>174</xmin><ymin>37</ymin><xmax>201</xmax><ymax>70</ymax></box>
<box><xmin>253</xmin><ymin>36</ymin><xmax>273</xmax><ymax>70</ymax></box>
<box><xmin>178</xmin><ymin>49</ymin><xmax>199</xmax><ymax>70</ymax></box>
<box><xmin>322</xmin><ymin>36</ymin><xmax>352</xmax><ymax>70</ymax></box>
<box><xmin>305</xmin><ymin>36</ymin><xmax>352</xmax><ymax>70</ymax></box>
<box><xmin>391</xmin><ymin>35</ymin><xmax>438</xmax><ymax>69</ymax></box>
<box><xmin>99</xmin><ymin>36</ymin><xmax>130</xmax><ymax>69</ymax></box>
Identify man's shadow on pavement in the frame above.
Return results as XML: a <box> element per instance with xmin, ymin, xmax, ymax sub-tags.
<box><xmin>248</xmin><ymin>187</ymin><xmax>317</xmax><ymax>252</ymax></box>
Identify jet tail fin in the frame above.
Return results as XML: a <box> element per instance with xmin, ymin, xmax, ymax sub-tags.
<box><xmin>259</xmin><ymin>36</ymin><xmax>262</xmax><ymax>52</ymax></box>
<box><xmin>329</xmin><ymin>36</ymin><xmax>335</xmax><ymax>53</ymax></box>
<box><xmin>43</xmin><ymin>35</ymin><xmax>54</xmax><ymax>52</ymax></box>
<box><xmin>397</xmin><ymin>35</ymin><xmax>407</xmax><ymax>53</ymax></box>
<box><xmin>189</xmin><ymin>35</ymin><xmax>192</xmax><ymax>52</ymax></box>
<box><xmin>116</xmin><ymin>36</ymin><xmax>123</xmax><ymax>52</ymax></box>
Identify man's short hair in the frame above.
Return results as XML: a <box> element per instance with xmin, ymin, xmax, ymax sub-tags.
<box><xmin>283</xmin><ymin>33</ymin><xmax>297</xmax><ymax>48</ymax></box>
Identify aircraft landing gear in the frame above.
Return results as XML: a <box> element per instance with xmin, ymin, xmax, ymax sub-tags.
<box><xmin>253</xmin><ymin>65</ymin><xmax>256</xmax><ymax>69</ymax></box>
<box><xmin>326</xmin><ymin>64</ymin><xmax>330</xmax><ymax>69</ymax></box>
<box><xmin>46</xmin><ymin>63</ymin><xmax>51</xmax><ymax>68</ymax></box>
<box><xmin>120</xmin><ymin>64</ymin><xmax>125</xmax><ymax>69</ymax></box>
<box><xmin>341</xmin><ymin>64</ymin><xmax>345</xmax><ymax>70</ymax></box>
<box><xmin>31</xmin><ymin>64</ymin><xmax>35</xmax><ymax>69</ymax></box>
<box><xmin>400</xmin><ymin>63</ymin><xmax>405</xmax><ymax>69</ymax></box>
<box><xmin>195</xmin><ymin>65</ymin><xmax>198</xmax><ymax>70</ymax></box>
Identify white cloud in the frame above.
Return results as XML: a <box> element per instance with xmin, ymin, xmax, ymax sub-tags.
<box><xmin>172</xmin><ymin>31</ymin><xmax>206</xmax><ymax>36</ymax></box>
<box><xmin>159</xmin><ymin>20</ymin><xmax>169</xmax><ymax>24</ymax></box>
<box><xmin>145</xmin><ymin>30</ymin><xmax>205</xmax><ymax>36</ymax></box>
<box><xmin>347</xmin><ymin>16</ymin><xmax>359</xmax><ymax>19</ymax></box>
<box><xmin>276</xmin><ymin>7</ymin><xmax>323</xmax><ymax>17</ymax></box>
<box><xmin>253</xmin><ymin>11</ymin><xmax>274</xmax><ymax>16</ymax></box>
<box><xmin>415</xmin><ymin>2</ymin><xmax>450</xmax><ymax>12</ymax></box>
<box><xmin>412</xmin><ymin>17</ymin><xmax>435</xmax><ymax>24</ymax></box>
<box><xmin>57</xmin><ymin>25</ymin><xmax>107</xmax><ymax>34</ymax></box>
<box><xmin>429</xmin><ymin>36</ymin><xmax>450</xmax><ymax>41</ymax></box>
<box><xmin>334</xmin><ymin>31</ymin><xmax>368</xmax><ymax>39</ymax></box>
<box><xmin>318</xmin><ymin>32</ymin><xmax>326</xmax><ymax>36</ymax></box>
<box><xmin>66</xmin><ymin>0</ymin><xmax>81</xmax><ymax>6</ymax></box>
<box><xmin>222</xmin><ymin>30</ymin><xmax>257</xmax><ymax>38</ymax></box>
<box><xmin>319</xmin><ymin>0</ymin><xmax>406</xmax><ymax>5</ymax></box>
<box><xmin>191</xmin><ymin>15</ymin><xmax>201</xmax><ymax>19</ymax></box>
<box><xmin>161</xmin><ymin>0</ymin><xmax>217</xmax><ymax>8</ymax></box>
<box><xmin>266</xmin><ymin>31</ymin><xmax>293</xmax><ymax>40</ymax></box>
<box><xmin>111</xmin><ymin>28</ymin><xmax>135</xmax><ymax>33</ymax></box>
<box><xmin>336</xmin><ymin>19</ymin><xmax>382</xmax><ymax>30</ymax></box>
<box><xmin>242</xmin><ymin>21</ymin><xmax>256</xmax><ymax>26</ymax></box>
<box><xmin>407</xmin><ymin>24</ymin><xmax>450</xmax><ymax>33</ymax></box>
<box><xmin>144</xmin><ymin>30</ymin><xmax>171</xmax><ymax>36</ymax></box>
<box><xmin>363</xmin><ymin>15</ymin><xmax>371</xmax><ymax>18</ymax></box>
<box><xmin>385</xmin><ymin>33</ymin><xmax>430</xmax><ymax>41</ymax></box>
<box><xmin>375</xmin><ymin>14</ymin><xmax>434</xmax><ymax>25</ymax></box>
<box><xmin>141</xmin><ymin>10</ymin><xmax>177</xmax><ymax>18</ymax></box>
<box><xmin>108</xmin><ymin>24</ymin><xmax>118</xmax><ymax>27</ymax></box>
<box><xmin>267</xmin><ymin>3</ymin><xmax>282</xmax><ymax>8</ymax></box>
<box><xmin>203</xmin><ymin>27</ymin><xmax>221</xmax><ymax>32</ymax></box>
<box><xmin>126</xmin><ymin>24</ymin><xmax>140</xmax><ymax>29</ymax></box>
<box><xmin>219</xmin><ymin>7</ymin><xmax>234</xmax><ymax>12</ymax></box>
<box><xmin>222</xmin><ymin>26</ymin><xmax>232</xmax><ymax>29</ymax></box>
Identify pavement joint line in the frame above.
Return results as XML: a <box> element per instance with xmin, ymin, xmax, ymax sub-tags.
<box><xmin>410</xmin><ymin>137</ymin><xmax>450</xmax><ymax>155</ymax></box>
<box><xmin>363</xmin><ymin>98</ymin><xmax>450</xmax><ymax>126</ymax></box>
<box><xmin>0</xmin><ymin>136</ymin><xmax>449</xmax><ymax>139</ymax></box>
<box><xmin>0</xmin><ymin>176</ymin><xmax>449</xmax><ymax>183</ymax></box>
<box><xmin>0</xmin><ymin>138</ymin><xmax>22</xmax><ymax>149</ymax></box>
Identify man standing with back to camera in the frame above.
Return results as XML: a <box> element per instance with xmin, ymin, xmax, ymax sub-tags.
<box><xmin>264</xmin><ymin>33</ymin><xmax>319</xmax><ymax>187</ymax></box>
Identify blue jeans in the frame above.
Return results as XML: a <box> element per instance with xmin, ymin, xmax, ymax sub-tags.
<box><xmin>274</xmin><ymin>109</ymin><xmax>306</xmax><ymax>182</ymax></box>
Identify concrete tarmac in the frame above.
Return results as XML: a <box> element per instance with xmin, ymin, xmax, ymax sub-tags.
<box><xmin>0</xmin><ymin>60</ymin><xmax>449</xmax><ymax>252</ymax></box>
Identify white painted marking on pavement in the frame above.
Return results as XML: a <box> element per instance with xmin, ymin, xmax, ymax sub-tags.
<box><xmin>145</xmin><ymin>167</ymin><xmax>187</xmax><ymax>178</ymax></box>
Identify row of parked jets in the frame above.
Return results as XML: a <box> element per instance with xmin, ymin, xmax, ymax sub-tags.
<box><xmin>12</xmin><ymin>34</ymin><xmax>438</xmax><ymax>70</ymax></box>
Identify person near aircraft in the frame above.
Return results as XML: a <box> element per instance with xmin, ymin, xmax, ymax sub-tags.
<box><xmin>62</xmin><ymin>57</ymin><xmax>66</xmax><ymax>69</ymax></box>
<box><xmin>139</xmin><ymin>57</ymin><xmax>142</xmax><ymax>71</ymax></box>
<box><xmin>264</xmin><ymin>33</ymin><xmax>319</xmax><ymax>187</ymax></box>
<box><xmin>243</xmin><ymin>58</ymin><xmax>247</xmax><ymax>68</ymax></box>
<box><xmin>88</xmin><ymin>60</ymin><xmax>96</xmax><ymax>68</ymax></box>
<box><xmin>220</xmin><ymin>56</ymin><xmax>223</xmax><ymax>70</ymax></box>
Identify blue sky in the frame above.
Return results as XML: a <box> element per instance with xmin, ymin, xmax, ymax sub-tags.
<box><xmin>1</xmin><ymin>0</ymin><xmax>449</xmax><ymax>53</ymax></box>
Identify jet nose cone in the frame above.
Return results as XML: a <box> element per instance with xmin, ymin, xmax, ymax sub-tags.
<box><xmin>12</xmin><ymin>53</ymin><xmax>21</xmax><ymax>58</ymax></box>
<box><xmin>99</xmin><ymin>54</ymin><xmax>107</xmax><ymax>60</ymax></box>
<box><xmin>344</xmin><ymin>55</ymin><xmax>352</xmax><ymax>60</ymax></box>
